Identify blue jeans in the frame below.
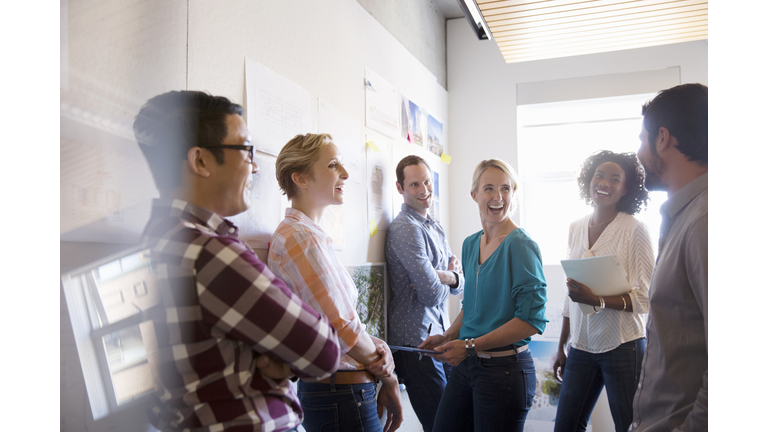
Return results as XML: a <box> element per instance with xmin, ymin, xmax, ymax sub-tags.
<box><xmin>393</xmin><ymin>350</ymin><xmax>452</xmax><ymax>432</ymax></box>
<box><xmin>432</xmin><ymin>349</ymin><xmax>536</xmax><ymax>432</ymax></box>
<box><xmin>554</xmin><ymin>338</ymin><xmax>646</xmax><ymax>432</ymax></box>
<box><xmin>298</xmin><ymin>380</ymin><xmax>381</xmax><ymax>432</ymax></box>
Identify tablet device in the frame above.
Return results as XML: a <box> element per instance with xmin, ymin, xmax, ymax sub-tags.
<box><xmin>388</xmin><ymin>345</ymin><xmax>440</xmax><ymax>354</ymax></box>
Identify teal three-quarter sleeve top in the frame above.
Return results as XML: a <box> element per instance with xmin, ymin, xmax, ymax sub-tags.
<box><xmin>459</xmin><ymin>228</ymin><xmax>548</xmax><ymax>345</ymax></box>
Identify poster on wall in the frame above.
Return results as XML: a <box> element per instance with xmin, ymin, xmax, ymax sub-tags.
<box><xmin>366</xmin><ymin>134</ymin><xmax>394</xmax><ymax>235</ymax></box>
<box><xmin>225</xmin><ymin>154</ymin><xmax>283</xmax><ymax>250</ymax></box>
<box><xmin>525</xmin><ymin>341</ymin><xmax>594</xmax><ymax>432</ymax></box>
<box><xmin>346</xmin><ymin>262</ymin><xmax>388</xmax><ymax>341</ymax></box>
<box><xmin>318</xmin><ymin>98</ymin><xmax>362</xmax><ymax>184</ymax></box>
<box><xmin>408</xmin><ymin>99</ymin><xmax>425</xmax><ymax>147</ymax></box>
<box><xmin>245</xmin><ymin>57</ymin><xmax>312</xmax><ymax>156</ymax></box>
<box><xmin>427</xmin><ymin>114</ymin><xmax>444</xmax><ymax>157</ymax></box>
<box><xmin>365</xmin><ymin>68</ymin><xmax>400</xmax><ymax>138</ymax></box>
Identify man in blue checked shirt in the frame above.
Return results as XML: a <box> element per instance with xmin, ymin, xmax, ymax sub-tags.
<box><xmin>385</xmin><ymin>155</ymin><xmax>464</xmax><ymax>432</ymax></box>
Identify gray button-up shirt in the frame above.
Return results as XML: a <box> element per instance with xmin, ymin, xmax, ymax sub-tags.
<box><xmin>631</xmin><ymin>173</ymin><xmax>708</xmax><ymax>432</ymax></box>
<box><xmin>386</xmin><ymin>203</ymin><xmax>464</xmax><ymax>346</ymax></box>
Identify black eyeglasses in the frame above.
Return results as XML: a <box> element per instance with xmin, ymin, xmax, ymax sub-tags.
<box><xmin>199</xmin><ymin>144</ymin><xmax>254</xmax><ymax>162</ymax></box>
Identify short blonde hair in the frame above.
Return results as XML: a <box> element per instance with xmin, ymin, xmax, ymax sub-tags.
<box><xmin>275</xmin><ymin>133</ymin><xmax>334</xmax><ymax>199</ymax></box>
<box><xmin>470</xmin><ymin>159</ymin><xmax>520</xmax><ymax>215</ymax></box>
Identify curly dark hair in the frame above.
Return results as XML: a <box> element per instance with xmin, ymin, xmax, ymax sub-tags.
<box><xmin>577</xmin><ymin>150</ymin><xmax>649</xmax><ymax>215</ymax></box>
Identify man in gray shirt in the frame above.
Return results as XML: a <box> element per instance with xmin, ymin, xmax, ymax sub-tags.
<box><xmin>386</xmin><ymin>155</ymin><xmax>464</xmax><ymax>432</ymax></box>
<box><xmin>631</xmin><ymin>83</ymin><xmax>708</xmax><ymax>431</ymax></box>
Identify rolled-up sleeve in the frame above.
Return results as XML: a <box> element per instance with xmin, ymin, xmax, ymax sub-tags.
<box><xmin>195</xmin><ymin>236</ymin><xmax>341</xmax><ymax>379</ymax></box>
<box><xmin>509</xmin><ymin>238</ymin><xmax>548</xmax><ymax>334</ymax></box>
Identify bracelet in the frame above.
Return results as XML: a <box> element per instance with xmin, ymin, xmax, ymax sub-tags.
<box><xmin>594</xmin><ymin>296</ymin><xmax>605</xmax><ymax>313</ymax></box>
<box><xmin>621</xmin><ymin>295</ymin><xmax>627</xmax><ymax>311</ymax></box>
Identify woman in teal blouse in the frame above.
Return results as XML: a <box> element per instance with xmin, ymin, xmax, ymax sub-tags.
<box><xmin>421</xmin><ymin>159</ymin><xmax>548</xmax><ymax>432</ymax></box>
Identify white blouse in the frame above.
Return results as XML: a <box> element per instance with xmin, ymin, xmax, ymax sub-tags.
<box><xmin>559</xmin><ymin>212</ymin><xmax>655</xmax><ymax>353</ymax></box>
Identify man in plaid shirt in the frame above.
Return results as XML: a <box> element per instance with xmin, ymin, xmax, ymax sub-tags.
<box><xmin>134</xmin><ymin>91</ymin><xmax>341</xmax><ymax>432</ymax></box>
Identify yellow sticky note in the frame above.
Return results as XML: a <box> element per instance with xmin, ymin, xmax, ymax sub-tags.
<box><xmin>368</xmin><ymin>219</ymin><xmax>378</xmax><ymax>237</ymax></box>
<box><xmin>440</xmin><ymin>153</ymin><xmax>452</xmax><ymax>164</ymax></box>
<box><xmin>366</xmin><ymin>140</ymin><xmax>380</xmax><ymax>152</ymax></box>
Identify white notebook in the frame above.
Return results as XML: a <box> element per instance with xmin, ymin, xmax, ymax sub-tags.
<box><xmin>560</xmin><ymin>255</ymin><xmax>631</xmax><ymax>316</ymax></box>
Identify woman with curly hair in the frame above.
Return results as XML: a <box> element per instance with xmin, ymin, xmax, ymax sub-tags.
<box><xmin>553</xmin><ymin>150</ymin><xmax>655</xmax><ymax>432</ymax></box>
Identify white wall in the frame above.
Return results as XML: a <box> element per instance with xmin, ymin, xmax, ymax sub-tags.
<box><xmin>445</xmin><ymin>17</ymin><xmax>707</xmax><ymax>432</ymax></box>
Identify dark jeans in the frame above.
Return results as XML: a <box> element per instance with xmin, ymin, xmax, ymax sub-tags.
<box><xmin>298</xmin><ymin>380</ymin><xmax>380</xmax><ymax>432</ymax></box>
<box><xmin>432</xmin><ymin>350</ymin><xmax>536</xmax><ymax>432</ymax></box>
<box><xmin>554</xmin><ymin>338</ymin><xmax>646</xmax><ymax>432</ymax></box>
<box><xmin>393</xmin><ymin>350</ymin><xmax>453</xmax><ymax>432</ymax></box>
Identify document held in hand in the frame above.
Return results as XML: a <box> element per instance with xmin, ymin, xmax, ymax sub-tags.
<box><xmin>560</xmin><ymin>255</ymin><xmax>631</xmax><ymax>316</ymax></box>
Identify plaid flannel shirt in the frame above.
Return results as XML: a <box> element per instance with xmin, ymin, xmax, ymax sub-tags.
<box><xmin>142</xmin><ymin>199</ymin><xmax>340</xmax><ymax>432</ymax></box>
<box><xmin>268</xmin><ymin>208</ymin><xmax>366</xmax><ymax>371</ymax></box>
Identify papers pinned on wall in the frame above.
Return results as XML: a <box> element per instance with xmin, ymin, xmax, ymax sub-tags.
<box><xmin>365</xmin><ymin>68</ymin><xmax>399</xmax><ymax>138</ymax></box>
<box><xmin>245</xmin><ymin>57</ymin><xmax>312</xmax><ymax>156</ymax></box>
<box><xmin>318</xmin><ymin>98</ymin><xmax>363</xmax><ymax>184</ymax></box>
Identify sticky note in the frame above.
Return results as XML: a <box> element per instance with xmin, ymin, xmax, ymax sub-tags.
<box><xmin>366</xmin><ymin>140</ymin><xmax>380</xmax><ymax>152</ymax></box>
<box><xmin>407</xmin><ymin>131</ymin><xmax>414</xmax><ymax>142</ymax></box>
<box><xmin>440</xmin><ymin>153</ymin><xmax>452</xmax><ymax>164</ymax></box>
<box><xmin>368</xmin><ymin>219</ymin><xmax>378</xmax><ymax>237</ymax></box>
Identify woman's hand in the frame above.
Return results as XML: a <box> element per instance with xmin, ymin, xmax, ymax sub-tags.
<box><xmin>367</xmin><ymin>338</ymin><xmax>395</xmax><ymax>378</ymax></box>
<box><xmin>566</xmin><ymin>278</ymin><xmax>599</xmax><ymax>306</ymax></box>
<box><xmin>255</xmin><ymin>354</ymin><xmax>294</xmax><ymax>381</ymax></box>
<box><xmin>553</xmin><ymin>349</ymin><xmax>567</xmax><ymax>383</ymax></box>
<box><xmin>429</xmin><ymin>339</ymin><xmax>467</xmax><ymax>367</ymax></box>
<box><xmin>378</xmin><ymin>377</ymin><xmax>403</xmax><ymax>432</ymax></box>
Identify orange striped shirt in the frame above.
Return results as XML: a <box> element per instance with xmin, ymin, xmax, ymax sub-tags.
<box><xmin>268</xmin><ymin>208</ymin><xmax>365</xmax><ymax>370</ymax></box>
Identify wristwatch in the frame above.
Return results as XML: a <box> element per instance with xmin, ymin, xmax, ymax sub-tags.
<box><xmin>464</xmin><ymin>338</ymin><xmax>476</xmax><ymax>357</ymax></box>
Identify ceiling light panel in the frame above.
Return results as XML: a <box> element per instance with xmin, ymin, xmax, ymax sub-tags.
<box><xmin>476</xmin><ymin>0</ymin><xmax>708</xmax><ymax>63</ymax></box>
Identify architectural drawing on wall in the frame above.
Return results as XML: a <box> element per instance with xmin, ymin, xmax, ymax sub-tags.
<box><xmin>427</xmin><ymin>114</ymin><xmax>444</xmax><ymax>157</ymax></box>
<box><xmin>245</xmin><ymin>57</ymin><xmax>312</xmax><ymax>156</ymax></box>
<box><xmin>346</xmin><ymin>263</ymin><xmax>387</xmax><ymax>341</ymax></box>
<box><xmin>400</xmin><ymin>94</ymin><xmax>411</xmax><ymax>141</ymax></box>
<box><xmin>365</xmin><ymin>67</ymin><xmax>399</xmax><ymax>138</ymax></box>
<box><xmin>525</xmin><ymin>341</ymin><xmax>584</xmax><ymax>431</ymax></box>
<box><xmin>318</xmin><ymin>98</ymin><xmax>363</xmax><ymax>184</ymax></box>
<box><xmin>225</xmin><ymin>154</ymin><xmax>282</xmax><ymax>250</ymax></box>
<box><xmin>319</xmin><ymin>204</ymin><xmax>345</xmax><ymax>250</ymax></box>
<box><xmin>60</xmin><ymin>103</ymin><xmax>158</xmax><ymax>243</ymax></box>
<box><xmin>366</xmin><ymin>135</ymin><xmax>394</xmax><ymax>234</ymax></box>
<box><xmin>408</xmin><ymin>100</ymin><xmax>425</xmax><ymax>147</ymax></box>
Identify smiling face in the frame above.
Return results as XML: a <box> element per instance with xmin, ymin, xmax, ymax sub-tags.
<box><xmin>305</xmin><ymin>143</ymin><xmax>348</xmax><ymax>207</ymax></box>
<box><xmin>397</xmin><ymin>162</ymin><xmax>433</xmax><ymax>217</ymax></box>
<box><xmin>208</xmin><ymin>114</ymin><xmax>258</xmax><ymax>216</ymax></box>
<box><xmin>589</xmin><ymin>161</ymin><xmax>627</xmax><ymax>210</ymax></box>
<box><xmin>471</xmin><ymin>166</ymin><xmax>515</xmax><ymax>226</ymax></box>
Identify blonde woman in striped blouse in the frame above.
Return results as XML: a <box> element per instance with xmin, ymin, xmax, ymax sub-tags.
<box><xmin>553</xmin><ymin>150</ymin><xmax>655</xmax><ymax>432</ymax></box>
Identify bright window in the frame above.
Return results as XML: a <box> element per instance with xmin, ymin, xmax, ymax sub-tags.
<box><xmin>61</xmin><ymin>247</ymin><xmax>161</xmax><ymax>420</ymax></box>
<box><xmin>517</xmin><ymin>93</ymin><xmax>666</xmax><ymax>266</ymax></box>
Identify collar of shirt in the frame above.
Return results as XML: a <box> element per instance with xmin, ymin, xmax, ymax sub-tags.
<box><xmin>283</xmin><ymin>207</ymin><xmax>332</xmax><ymax>241</ymax></box>
<box><xmin>149</xmin><ymin>198</ymin><xmax>238</xmax><ymax>237</ymax></box>
<box><xmin>400</xmin><ymin>203</ymin><xmax>436</xmax><ymax>228</ymax></box>
<box><xmin>659</xmin><ymin>173</ymin><xmax>708</xmax><ymax>221</ymax></box>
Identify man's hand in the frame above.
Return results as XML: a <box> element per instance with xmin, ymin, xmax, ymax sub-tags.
<box><xmin>255</xmin><ymin>354</ymin><xmax>294</xmax><ymax>381</ymax></box>
<box><xmin>447</xmin><ymin>255</ymin><xmax>462</xmax><ymax>274</ymax></box>
<box><xmin>367</xmin><ymin>338</ymin><xmax>395</xmax><ymax>378</ymax></box>
<box><xmin>377</xmin><ymin>377</ymin><xmax>403</xmax><ymax>432</ymax></box>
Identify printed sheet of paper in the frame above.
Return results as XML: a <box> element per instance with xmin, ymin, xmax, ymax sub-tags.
<box><xmin>365</xmin><ymin>68</ymin><xmax>399</xmax><ymax>138</ymax></box>
<box><xmin>245</xmin><ymin>57</ymin><xmax>311</xmax><ymax>156</ymax></box>
<box><xmin>366</xmin><ymin>134</ymin><xmax>394</xmax><ymax>234</ymax></box>
<box><xmin>318</xmin><ymin>98</ymin><xmax>362</xmax><ymax>184</ymax></box>
<box><xmin>226</xmin><ymin>154</ymin><xmax>282</xmax><ymax>250</ymax></box>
